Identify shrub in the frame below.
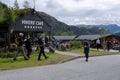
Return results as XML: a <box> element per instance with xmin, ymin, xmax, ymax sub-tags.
<box><xmin>70</xmin><ymin>40</ymin><xmax>82</xmax><ymax>49</ymax></box>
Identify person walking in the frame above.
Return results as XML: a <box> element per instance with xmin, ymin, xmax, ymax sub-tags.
<box><xmin>83</xmin><ymin>39</ymin><xmax>90</xmax><ymax>62</ymax></box>
<box><xmin>106</xmin><ymin>40</ymin><xmax>111</xmax><ymax>51</ymax></box>
<box><xmin>13</xmin><ymin>33</ymin><xmax>28</xmax><ymax>60</ymax></box>
<box><xmin>38</xmin><ymin>33</ymin><xmax>48</xmax><ymax>61</ymax></box>
<box><xmin>96</xmin><ymin>38</ymin><xmax>100</xmax><ymax>51</ymax></box>
<box><xmin>24</xmin><ymin>35</ymin><xmax>32</xmax><ymax>58</ymax></box>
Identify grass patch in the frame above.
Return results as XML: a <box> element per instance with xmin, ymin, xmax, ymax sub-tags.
<box><xmin>0</xmin><ymin>51</ymin><xmax>73</xmax><ymax>70</ymax></box>
<box><xmin>70</xmin><ymin>48</ymin><xmax>120</xmax><ymax>56</ymax></box>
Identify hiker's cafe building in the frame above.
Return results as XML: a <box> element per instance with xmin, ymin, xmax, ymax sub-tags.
<box><xmin>0</xmin><ymin>9</ymin><xmax>52</xmax><ymax>51</ymax></box>
<box><xmin>0</xmin><ymin>9</ymin><xmax>120</xmax><ymax>51</ymax></box>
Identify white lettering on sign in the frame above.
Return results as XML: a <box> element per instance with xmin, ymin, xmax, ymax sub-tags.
<box><xmin>36</xmin><ymin>21</ymin><xmax>43</xmax><ymax>25</ymax></box>
<box><xmin>24</xmin><ymin>26</ymin><xmax>42</xmax><ymax>29</ymax></box>
<box><xmin>22</xmin><ymin>20</ymin><xmax>35</xmax><ymax>25</ymax></box>
<box><xmin>22</xmin><ymin>20</ymin><xmax>44</xmax><ymax>26</ymax></box>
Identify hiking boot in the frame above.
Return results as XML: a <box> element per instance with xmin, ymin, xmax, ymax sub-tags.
<box><xmin>86</xmin><ymin>59</ymin><xmax>88</xmax><ymax>62</ymax></box>
<box><xmin>13</xmin><ymin>58</ymin><xmax>16</xmax><ymax>61</ymax></box>
<box><xmin>38</xmin><ymin>59</ymin><xmax>42</xmax><ymax>61</ymax></box>
<box><xmin>45</xmin><ymin>57</ymin><xmax>48</xmax><ymax>59</ymax></box>
<box><xmin>25</xmin><ymin>58</ymin><xmax>29</xmax><ymax>60</ymax></box>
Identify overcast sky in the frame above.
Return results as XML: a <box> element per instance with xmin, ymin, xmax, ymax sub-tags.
<box><xmin>1</xmin><ymin>0</ymin><xmax>120</xmax><ymax>25</ymax></box>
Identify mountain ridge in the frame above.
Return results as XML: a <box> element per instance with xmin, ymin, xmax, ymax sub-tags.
<box><xmin>73</xmin><ymin>24</ymin><xmax>120</xmax><ymax>33</ymax></box>
<box><xmin>37</xmin><ymin>11</ymin><xmax>111</xmax><ymax>35</ymax></box>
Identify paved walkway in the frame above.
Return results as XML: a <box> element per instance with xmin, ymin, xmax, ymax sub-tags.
<box><xmin>46</xmin><ymin>48</ymin><xmax>119</xmax><ymax>57</ymax></box>
<box><xmin>34</xmin><ymin>47</ymin><xmax>119</xmax><ymax>59</ymax></box>
<box><xmin>32</xmin><ymin>47</ymin><xmax>84</xmax><ymax>57</ymax></box>
<box><xmin>90</xmin><ymin>48</ymin><xmax>119</xmax><ymax>52</ymax></box>
<box><xmin>45</xmin><ymin>49</ymin><xmax>84</xmax><ymax>57</ymax></box>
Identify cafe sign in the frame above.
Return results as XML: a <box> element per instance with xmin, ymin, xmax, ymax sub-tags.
<box><xmin>22</xmin><ymin>20</ymin><xmax>44</xmax><ymax>29</ymax></box>
<box><xmin>10</xmin><ymin>9</ymin><xmax>50</xmax><ymax>32</ymax></box>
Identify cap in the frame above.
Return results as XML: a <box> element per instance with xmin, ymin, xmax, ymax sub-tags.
<box><xmin>19</xmin><ymin>33</ymin><xmax>24</xmax><ymax>36</ymax></box>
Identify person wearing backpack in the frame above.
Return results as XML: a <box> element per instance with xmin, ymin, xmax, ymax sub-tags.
<box><xmin>37</xmin><ymin>33</ymin><xmax>48</xmax><ymax>61</ymax></box>
<box><xmin>24</xmin><ymin>35</ymin><xmax>32</xmax><ymax>58</ymax></box>
<box><xmin>83</xmin><ymin>39</ymin><xmax>90</xmax><ymax>62</ymax></box>
<box><xmin>13</xmin><ymin>33</ymin><xmax>28</xmax><ymax>61</ymax></box>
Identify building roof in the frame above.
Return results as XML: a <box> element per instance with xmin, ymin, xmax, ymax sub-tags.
<box><xmin>10</xmin><ymin>9</ymin><xmax>51</xmax><ymax>32</ymax></box>
<box><xmin>50</xmin><ymin>34</ymin><xmax>120</xmax><ymax>41</ymax></box>
<box><xmin>76</xmin><ymin>35</ymin><xmax>101</xmax><ymax>40</ymax></box>
<box><xmin>53</xmin><ymin>35</ymin><xmax>76</xmax><ymax>41</ymax></box>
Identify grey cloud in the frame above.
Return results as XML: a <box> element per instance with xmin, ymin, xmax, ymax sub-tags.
<box><xmin>46</xmin><ymin>0</ymin><xmax>59</xmax><ymax>9</ymax></box>
<box><xmin>20</xmin><ymin>0</ymin><xmax>120</xmax><ymax>25</ymax></box>
<box><xmin>0</xmin><ymin>0</ymin><xmax>13</xmax><ymax>7</ymax></box>
<box><xmin>74</xmin><ymin>0</ymin><xmax>84</xmax><ymax>2</ymax></box>
<box><xmin>1</xmin><ymin>0</ymin><xmax>10</xmax><ymax>3</ymax></box>
<box><xmin>1</xmin><ymin>0</ymin><xmax>120</xmax><ymax>25</ymax></box>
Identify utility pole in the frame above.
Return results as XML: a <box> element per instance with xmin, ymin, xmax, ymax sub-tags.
<box><xmin>34</xmin><ymin>0</ymin><xmax>35</xmax><ymax>10</ymax></box>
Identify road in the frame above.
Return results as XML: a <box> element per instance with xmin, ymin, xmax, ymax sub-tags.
<box><xmin>0</xmin><ymin>55</ymin><xmax>120</xmax><ymax>80</ymax></box>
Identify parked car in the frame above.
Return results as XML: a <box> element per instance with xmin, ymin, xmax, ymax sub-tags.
<box><xmin>113</xmin><ymin>45</ymin><xmax>120</xmax><ymax>50</ymax></box>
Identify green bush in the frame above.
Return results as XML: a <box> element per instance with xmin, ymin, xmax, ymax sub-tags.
<box><xmin>70</xmin><ymin>40</ymin><xmax>82</xmax><ymax>49</ymax></box>
<box><xmin>0</xmin><ymin>2</ymin><xmax>12</xmax><ymax>26</ymax></box>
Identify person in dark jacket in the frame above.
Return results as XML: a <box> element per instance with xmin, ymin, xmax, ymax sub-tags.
<box><xmin>106</xmin><ymin>40</ymin><xmax>111</xmax><ymax>51</ymax></box>
<box><xmin>83</xmin><ymin>39</ymin><xmax>90</xmax><ymax>62</ymax></box>
<box><xmin>96</xmin><ymin>38</ymin><xmax>101</xmax><ymax>51</ymax></box>
<box><xmin>13</xmin><ymin>33</ymin><xmax>28</xmax><ymax>60</ymax></box>
<box><xmin>24</xmin><ymin>35</ymin><xmax>32</xmax><ymax>58</ymax></box>
<box><xmin>38</xmin><ymin>33</ymin><xmax>48</xmax><ymax>60</ymax></box>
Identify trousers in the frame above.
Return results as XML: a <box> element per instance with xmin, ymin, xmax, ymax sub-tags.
<box><xmin>13</xmin><ymin>46</ymin><xmax>28</xmax><ymax>60</ymax></box>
